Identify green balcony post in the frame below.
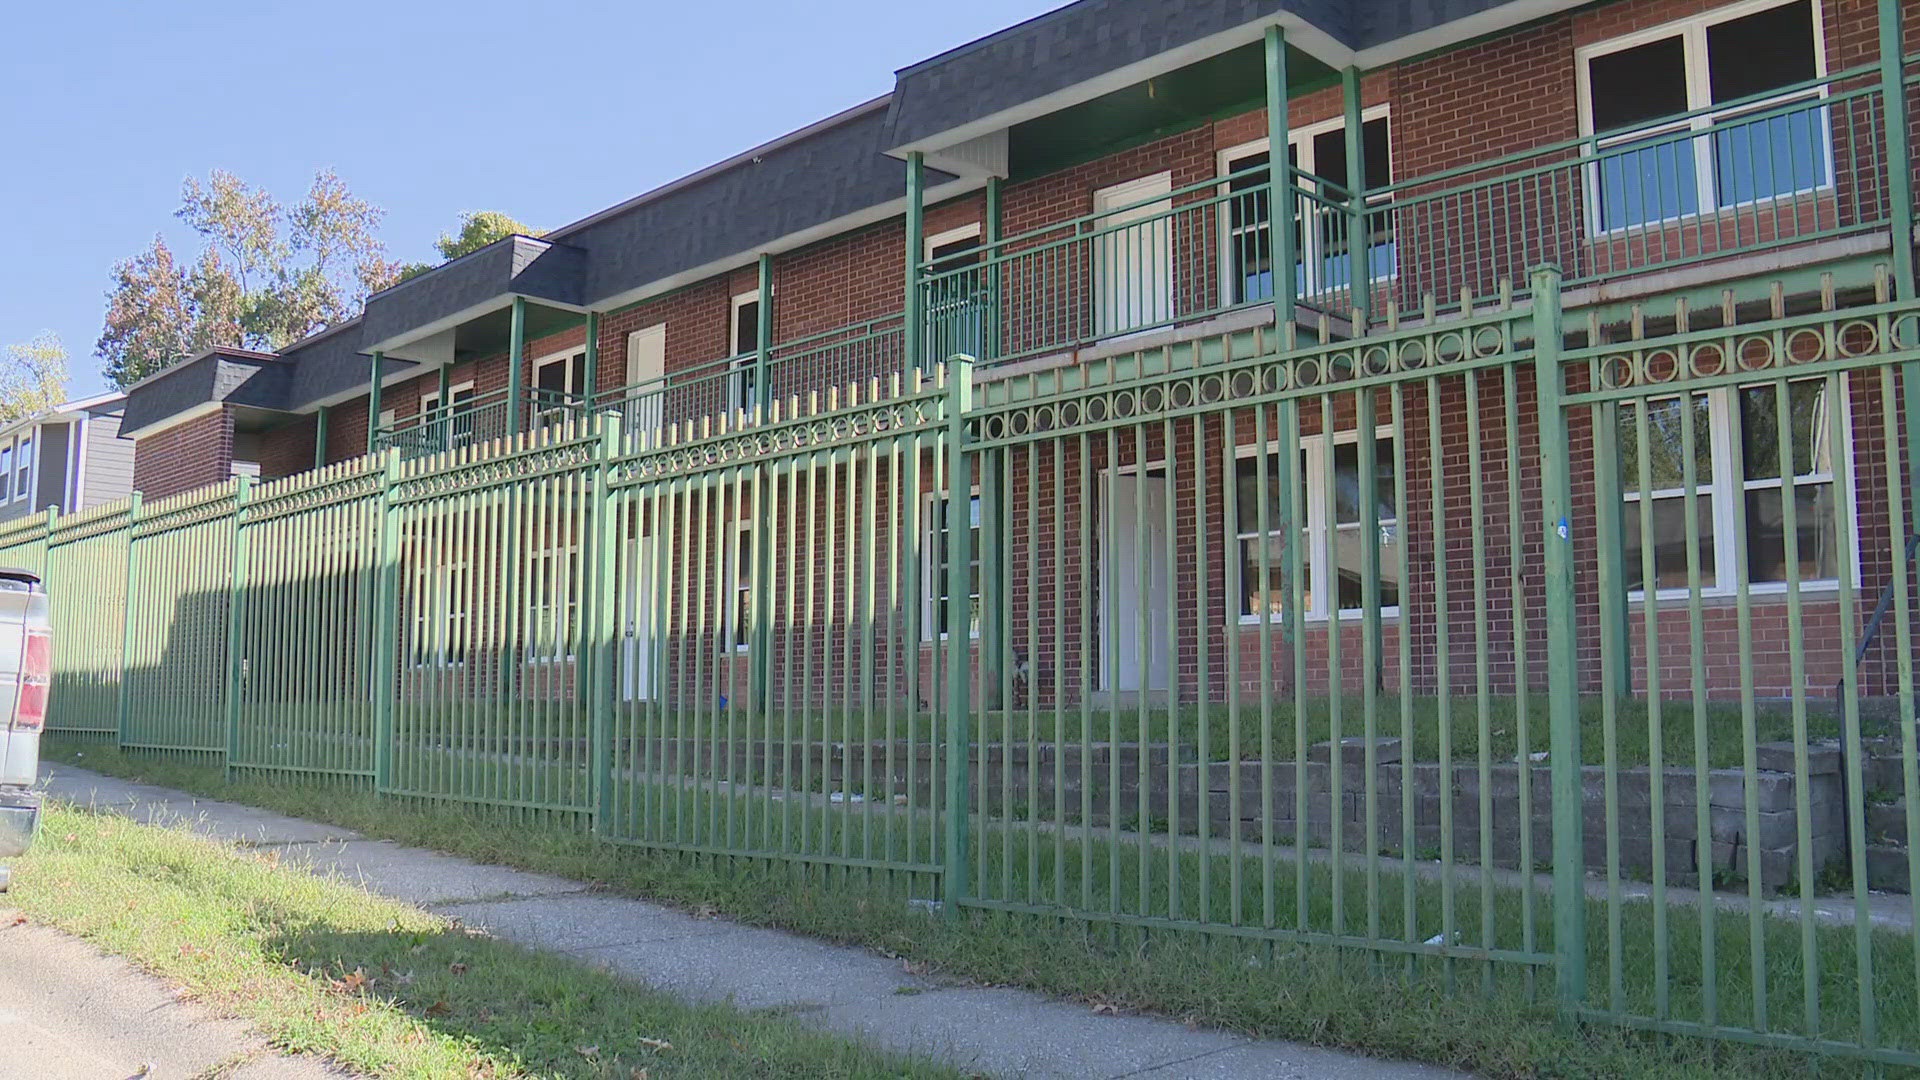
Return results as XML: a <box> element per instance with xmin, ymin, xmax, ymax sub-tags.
<box><xmin>366</xmin><ymin>351</ymin><xmax>385</xmax><ymax>456</ymax></box>
<box><xmin>1882</xmin><ymin>0</ymin><xmax>1916</xmax><ymax>301</ymax></box>
<box><xmin>755</xmin><ymin>254</ymin><xmax>774</xmax><ymax>415</ymax></box>
<box><xmin>370</xmin><ymin>449</ymin><xmax>403</xmax><ymax>790</ymax></box>
<box><xmin>583</xmin><ymin>310</ymin><xmax>601</xmax><ymax>412</ymax></box>
<box><xmin>1531</xmin><ymin>264</ymin><xmax>1586</xmax><ymax>1015</ymax></box>
<box><xmin>1265</xmin><ymin>25</ymin><xmax>1294</xmax><ymax>321</ymax></box>
<box><xmin>942</xmin><ymin>354</ymin><xmax>975</xmax><ymax>911</ymax></box>
<box><xmin>114</xmin><ymin>490</ymin><xmax>142</xmax><ymax>748</ymax></box>
<box><xmin>507</xmin><ymin>296</ymin><xmax>528</xmax><ymax>434</ymax></box>
<box><xmin>223</xmin><ymin>474</ymin><xmax>252</xmax><ymax>779</ymax></box>
<box><xmin>905</xmin><ymin>152</ymin><xmax>926</xmax><ymax>378</ymax></box>
<box><xmin>1342</xmin><ymin>66</ymin><xmax>1370</xmax><ymax>331</ymax></box>
<box><xmin>313</xmin><ymin>406</ymin><xmax>329</xmax><ymax>470</ymax></box>
<box><xmin>985</xmin><ymin>176</ymin><xmax>1002</xmax><ymax>362</ymax></box>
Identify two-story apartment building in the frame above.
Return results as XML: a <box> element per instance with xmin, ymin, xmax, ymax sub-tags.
<box><xmin>0</xmin><ymin>392</ymin><xmax>134</xmax><ymax>524</ymax></box>
<box><xmin>115</xmin><ymin>0</ymin><xmax>1920</xmax><ymax>708</ymax></box>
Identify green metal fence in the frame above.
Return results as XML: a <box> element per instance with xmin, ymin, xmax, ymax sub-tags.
<box><xmin>18</xmin><ymin>267</ymin><xmax>1920</xmax><ymax>1065</ymax></box>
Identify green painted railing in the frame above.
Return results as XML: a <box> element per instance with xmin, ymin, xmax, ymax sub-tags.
<box><xmin>1368</xmin><ymin>64</ymin><xmax>1897</xmax><ymax>319</ymax></box>
<box><xmin>374</xmin><ymin>386</ymin><xmax>589</xmax><ymax>459</ymax></box>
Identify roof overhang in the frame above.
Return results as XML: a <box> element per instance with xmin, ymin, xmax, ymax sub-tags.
<box><xmin>361</xmin><ymin>235</ymin><xmax>588</xmax><ymax>359</ymax></box>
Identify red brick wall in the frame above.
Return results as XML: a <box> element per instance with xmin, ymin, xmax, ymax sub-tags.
<box><xmin>132</xmin><ymin>407</ymin><xmax>234</xmax><ymax>500</ymax></box>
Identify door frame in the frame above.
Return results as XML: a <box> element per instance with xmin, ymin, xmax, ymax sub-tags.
<box><xmin>1098</xmin><ymin>460</ymin><xmax>1174</xmax><ymax>693</ymax></box>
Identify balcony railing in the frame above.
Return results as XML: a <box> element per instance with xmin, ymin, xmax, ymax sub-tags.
<box><xmin>1369</xmin><ymin>63</ymin><xmax>1894</xmax><ymax>318</ymax></box>
<box><xmin>912</xmin><ymin>60</ymin><xmax>1906</xmax><ymax>368</ymax></box>
<box><xmin>373</xmin><ymin>387</ymin><xmax>590</xmax><ymax>459</ymax></box>
<box><xmin>595</xmin><ymin>314</ymin><xmax>905</xmax><ymax>446</ymax></box>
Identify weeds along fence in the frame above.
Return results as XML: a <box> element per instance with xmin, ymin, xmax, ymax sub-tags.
<box><xmin>18</xmin><ymin>267</ymin><xmax>1920</xmax><ymax>1065</ymax></box>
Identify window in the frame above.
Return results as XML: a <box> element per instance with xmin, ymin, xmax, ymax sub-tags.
<box><xmin>730</xmin><ymin>291</ymin><xmax>761</xmax><ymax>417</ymax></box>
<box><xmin>1620</xmin><ymin>375</ymin><xmax>1848</xmax><ymax>595</ymax></box>
<box><xmin>1221</xmin><ymin>108</ymin><xmax>1393</xmax><ymax>306</ymax></box>
<box><xmin>409</xmin><ymin>563</ymin><xmax>470</xmax><ymax>667</ymax></box>
<box><xmin>527</xmin><ymin>547</ymin><xmax>581</xmax><ymax>662</ymax></box>
<box><xmin>2</xmin><ymin>445</ymin><xmax>14</xmax><ymax>494</ymax></box>
<box><xmin>924</xmin><ymin>492</ymin><xmax>982</xmax><ymax>639</ymax></box>
<box><xmin>1236</xmin><ymin>428</ymin><xmax>1401</xmax><ymax>621</ymax></box>
<box><xmin>14</xmin><ymin>437</ymin><xmax>31</xmax><ymax>502</ymax></box>
<box><xmin>726</xmin><ymin>523</ymin><xmax>753</xmax><ymax>651</ymax></box>
<box><xmin>925</xmin><ymin>225</ymin><xmax>986</xmax><ymax>364</ymax></box>
<box><xmin>1579</xmin><ymin>0</ymin><xmax>1829</xmax><ymax>232</ymax></box>
<box><xmin>534</xmin><ymin>351</ymin><xmax>587</xmax><ymax>425</ymax></box>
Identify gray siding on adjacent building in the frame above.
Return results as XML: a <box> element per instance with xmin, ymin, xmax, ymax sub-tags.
<box><xmin>80</xmin><ymin>409</ymin><xmax>135</xmax><ymax>510</ymax></box>
<box><xmin>34</xmin><ymin>422</ymin><xmax>69</xmax><ymax>514</ymax></box>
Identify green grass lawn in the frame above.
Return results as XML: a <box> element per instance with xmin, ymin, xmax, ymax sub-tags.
<box><xmin>5</xmin><ymin>799</ymin><xmax>959</xmax><ymax>1080</ymax></box>
<box><xmin>44</xmin><ymin>738</ymin><xmax>1920</xmax><ymax>1080</ymax></box>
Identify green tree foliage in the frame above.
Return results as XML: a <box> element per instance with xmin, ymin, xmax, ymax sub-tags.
<box><xmin>97</xmin><ymin>170</ymin><xmax>399</xmax><ymax>388</ymax></box>
<box><xmin>0</xmin><ymin>332</ymin><xmax>70</xmax><ymax>425</ymax></box>
<box><xmin>393</xmin><ymin>211</ymin><xmax>541</xmax><ymax>282</ymax></box>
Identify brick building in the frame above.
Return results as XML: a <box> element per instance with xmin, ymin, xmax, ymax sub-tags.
<box><xmin>116</xmin><ymin>0</ymin><xmax>1920</xmax><ymax>707</ymax></box>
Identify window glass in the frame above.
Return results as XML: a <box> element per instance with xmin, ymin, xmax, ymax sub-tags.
<box><xmin>1623</xmin><ymin>494</ymin><xmax>1719</xmax><ymax>591</ymax></box>
<box><xmin>927</xmin><ymin>234</ymin><xmax>987</xmax><ymax>362</ymax></box>
<box><xmin>1589</xmin><ymin>37</ymin><xmax>1689</xmax><ymax>132</ymax></box>
<box><xmin>1739</xmin><ymin>380</ymin><xmax>1830</xmax><ymax>480</ymax></box>
<box><xmin>1708</xmin><ymin>1</ymin><xmax>1817</xmax><ymax>104</ymax></box>
<box><xmin>1617</xmin><ymin>394</ymin><xmax>1715</xmax><ymax>491</ymax></box>
<box><xmin>733</xmin><ymin>300</ymin><xmax>760</xmax><ymax>357</ymax></box>
<box><xmin>15</xmin><ymin>438</ymin><xmax>31</xmax><ymax>499</ymax></box>
<box><xmin>731</xmin><ymin>528</ymin><xmax>753</xmax><ymax>649</ymax></box>
<box><xmin>1236</xmin><ymin>437</ymin><xmax>1399</xmax><ymax>618</ymax></box>
<box><xmin>930</xmin><ymin>495</ymin><xmax>982</xmax><ymax>637</ymax></box>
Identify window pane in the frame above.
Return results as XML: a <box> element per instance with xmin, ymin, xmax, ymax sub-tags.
<box><xmin>1331</xmin><ymin>522</ymin><xmax>1401</xmax><ymax>612</ymax></box>
<box><xmin>1596</xmin><ymin>132</ymin><xmax>1702</xmax><ymax>230</ymax></box>
<box><xmin>734</xmin><ymin>300</ymin><xmax>760</xmax><ymax>355</ymax></box>
<box><xmin>1363</xmin><ymin>117</ymin><xmax>1391</xmax><ymax>191</ymax></box>
<box><xmin>1740</xmin><ymin>380</ymin><xmax>1831</xmax><ymax>480</ymax></box>
<box><xmin>1234</xmin><ymin>451</ymin><xmax>1306</xmax><ymax>533</ymax></box>
<box><xmin>1311</xmin><ymin>129</ymin><xmax>1347</xmax><ymax>187</ymax></box>
<box><xmin>1226</xmin><ymin>152</ymin><xmax>1273</xmax><ymax>304</ymax></box>
<box><xmin>1330</xmin><ymin>437</ymin><xmax>1397</xmax><ymax>525</ymax></box>
<box><xmin>1588</xmin><ymin>36</ymin><xmax>1689</xmax><ymax>132</ymax></box>
<box><xmin>1707</xmin><ymin>1</ymin><xmax>1816</xmax><ymax>104</ymax></box>
<box><xmin>932</xmin><ymin>496</ymin><xmax>982</xmax><ymax>636</ymax></box>
<box><xmin>1744</xmin><ymin>481</ymin><xmax>1838</xmax><ymax>583</ymax></box>
<box><xmin>1241</xmin><ymin>533</ymin><xmax>1312</xmax><ymax>618</ymax></box>
<box><xmin>1617</xmin><ymin>395</ymin><xmax>1714</xmax><ymax>492</ymax></box>
<box><xmin>1623</xmin><ymin>493</ymin><xmax>1717</xmax><ymax>590</ymax></box>
<box><xmin>1713</xmin><ymin>105</ymin><xmax>1829</xmax><ymax>206</ymax></box>
<box><xmin>536</xmin><ymin>360</ymin><xmax>568</xmax><ymax>394</ymax></box>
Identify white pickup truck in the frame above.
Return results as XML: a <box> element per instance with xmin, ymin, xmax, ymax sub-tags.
<box><xmin>0</xmin><ymin>570</ymin><xmax>50</xmax><ymax>892</ymax></box>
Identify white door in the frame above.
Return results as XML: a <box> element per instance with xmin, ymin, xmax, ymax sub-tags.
<box><xmin>624</xmin><ymin>325</ymin><xmax>667</xmax><ymax>446</ymax></box>
<box><xmin>621</xmin><ymin>535</ymin><xmax>658</xmax><ymax>702</ymax></box>
<box><xmin>1101</xmin><ymin>471</ymin><xmax>1173</xmax><ymax>692</ymax></box>
<box><xmin>1092</xmin><ymin>174</ymin><xmax>1174</xmax><ymax>339</ymax></box>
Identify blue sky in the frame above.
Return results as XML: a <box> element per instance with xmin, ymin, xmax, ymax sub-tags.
<box><xmin>0</xmin><ymin>0</ymin><xmax>1059</xmax><ymax>399</ymax></box>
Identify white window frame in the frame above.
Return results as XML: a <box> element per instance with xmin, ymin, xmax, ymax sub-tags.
<box><xmin>1574</xmin><ymin>0</ymin><xmax>1834</xmax><ymax>237</ymax></box>
<box><xmin>925</xmin><ymin>223</ymin><xmax>982</xmax><ymax>260</ymax></box>
<box><xmin>532</xmin><ymin>348</ymin><xmax>588</xmax><ymax>427</ymax></box>
<box><xmin>921</xmin><ymin>489</ymin><xmax>983</xmax><ymax>641</ymax></box>
<box><xmin>526</xmin><ymin>545</ymin><xmax>581</xmax><ymax>664</ymax></box>
<box><xmin>420</xmin><ymin>379</ymin><xmax>477</xmax><ymax>416</ymax></box>
<box><xmin>13</xmin><ymin>435</ymin><xmax>32</xmax><ymax>503</ymax></box>
<box><xmin>1234</xmin><ymin>423</ymin><xmax>1403</xmax><ymax>624</ymax></box>
<box><xmin>1623</xmin><ymin>374</ymin><xmax>1858</xmax><ymax>602</ymax></box>
<box><xmin>729</xmin><ymin>290</ymin><xmax>762</xmax><ymax>418</ymax></box>
<box><xmin>1219</xmin><ymin>105</ymin><xmax>1394</xmax><ymax>305</ymax></box>
<box><xmin>409</xmin><ymin>561</ymin><xmax>471</xmax><ymax>669</ymax></box>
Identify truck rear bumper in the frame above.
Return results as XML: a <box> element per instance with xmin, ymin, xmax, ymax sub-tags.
<box><xmin>0</xmin><ymin>787</ymin><xmax>39</xmax><ymax>859</ymax></box>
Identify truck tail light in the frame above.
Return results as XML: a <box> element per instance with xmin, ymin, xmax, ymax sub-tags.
<box><xmin>14</xmin><ymin>628</ymin><xmax>49</xmax><ymax>732</ymax></box>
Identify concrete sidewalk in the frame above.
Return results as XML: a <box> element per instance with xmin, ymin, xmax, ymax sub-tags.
<box><xmin>37</xmin><ymin>762</ymin><xmax>1469</xmax><ymax>1080</ymax></box>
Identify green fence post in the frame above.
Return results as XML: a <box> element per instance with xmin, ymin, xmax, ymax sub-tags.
<box><xmin>1532</xmin><ymin>264</ymin><xmax>1586</xmax><ymax>1015</ymax></box>
<box><xmin>750</xmin><ymin>255</ymin><xmax>777</xmax><ymax>714</ymax></box>
<box><xmin>371</xmin><ymin>450</ymin><xmax>403</xmax><ymax>790</ymax></box>
<box><xmin>984</xmin><ymin>176</ymin><xmax>1002</xmax><ymax>362</ymax></box>
<box><xmin>590</xmin><ymin>412</ymin><xmax>622</xmax><ymax>834</ymax></box>
<box><xmin>905</xmin><ymin>152</ymin><xmax>926</xmax><ymax>378</ymax></box>
<box><xmin>223</xmin><ymin>476</ymin><xmax>252</xmax><ymax>779</ymax></box>
<box><xmin>943</xmin><ymin>355</ymin><xmax>975</xmax><ymax>911</ymax></box>
<box><xmin>115</xmin><ymin>491</ymin><xmax>142</xmax><ymax>749</ymax></box>
<box><xmin>507</xmin><ymin>296</ymin><xmax>528</xmax><ymax>434</ymax></box>
<box><xmin>1265</xmin><ymin>25</ymin><xmax>1294</xmax><ymax>323</ymax></box>
<box><xmin>1879</xmin><ymin>0</ymin><xmax>1920</xmax><ymax>524</ymax></box>
<box><xmin>1342</xmin><ymin>65</ymin><xmax>1370</xmax><ymax>332</ymax></box>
